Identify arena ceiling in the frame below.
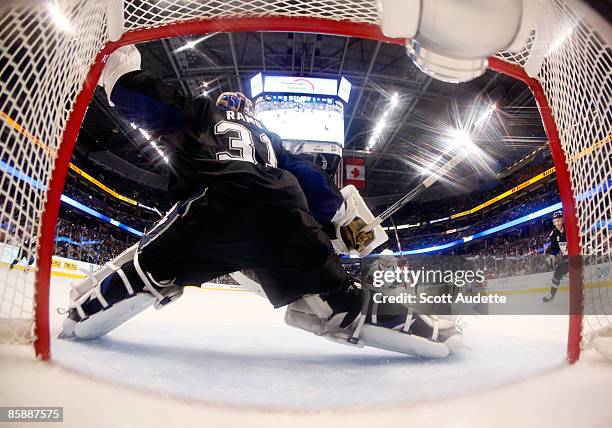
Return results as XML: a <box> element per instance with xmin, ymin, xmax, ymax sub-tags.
<box><xmin>76</xmin><ymin>31</ymin><xmax>549</xmax><ymax>204</ymax></box>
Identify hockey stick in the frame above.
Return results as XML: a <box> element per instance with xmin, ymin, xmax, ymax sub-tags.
<box><xmin>229</xmin><ymin>271</ymin><xmax>267</xmax><ymax>298</ymax></box>
<box><xmin>361</xmin><ymin>151</ymin><xmax>467</xmax><ymax>233</ymax></box>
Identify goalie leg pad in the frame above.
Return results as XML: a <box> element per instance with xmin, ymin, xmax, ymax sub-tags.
<box><xmin>285</xmin><ymin>290</ymin><xmax>463</xmax><ymax>358</ymax></box>
<box><xmin>359</xmin><ymin>324</ymin><xmax>450</xmax><ymax>358</ymax></box>
<box><xmin>69</xmin><ymin>243</ymin><xmax>139</xmax><ymax>306</ymax></box>
<box><xmin>60</xmin><ymin>245</ymin><xmax>182</xmax><ymax>339</ymax></box>
<box><xmin>70</xmin><ymin>293</ymin><xmax>156</xmax><ymax>340</ymax></box>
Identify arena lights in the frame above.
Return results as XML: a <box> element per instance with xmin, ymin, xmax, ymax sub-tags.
<box><xmin>497</xmin><ymin>146</ymin><xmax>548</xmax><ymax>175</ymax></box>
<box><xmin>139</xmin><ymin>128</ymin><xmax>151</xmax><ymax>140</ymax></box>
<box><xmin>371</xmin><ymin>201</ymin><xmax>564</xmax><ymax>256</ymax></box>
<box><xmin>138</xmin><ymin>127</ymin><xmax>169</xmax><ymax>164</ymax></box>
<box><xmin>418</xmin><ymin>156</ymin><xmax>441</xmax><ymax>177</ymax></box>
<box><xmin>447</xmin><ymin>128</ymin><xmax>474</xmax><ymax>151</ymax></box>
<box><xmin>390</xmin><ymin>92</ymin><xmax>399</xmax><ymax>108</ymax></box>
<box><xmin>175</xmin><ymin>33</ymin><xmax>217</xmax><ymax>53</ymax></box>
<box><xmin>48</xmin><ymin>1</ymin><xmax>73</xmax><ymax>33</ymax></box>
<box><xmin>367</xmin><ymin>92</ymin><xmax>399</xmax><ymax>150</ymax></box>
<box><xmin>419</xmin><ymin>128</ymin><xmax>474</xmax><ymax>176</ymax></box>
<box><xmin>475</xmin><ymin>103</ymin><xmax>496</xmax><ymax>128</ymax></box>
<box><xmin>60</xmin><ymin>194</ymin><xmax>143</xmax><ymax>237</ymax></box>
<box><xmin>198</xmin><ymin>80</ymin><xmax>215</xmax><ymax>98</ymax></box>
<box><xmin>149</xmin><ymin>139</ymin><xmax>169</xmax><ymax>164</ymax></box>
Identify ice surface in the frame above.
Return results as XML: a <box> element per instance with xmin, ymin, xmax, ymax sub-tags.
<box><xmin>47</xmin><ymin>277</ymin><xmax>567</xmax><ymax>409</ymax></box>
<box><xmin>1</xmin><ymin>275</ymin><xmax>611</xmax><ymax>427</ymax></box>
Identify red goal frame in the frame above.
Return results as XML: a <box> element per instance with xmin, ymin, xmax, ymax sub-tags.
<box><xmin>34</xmin><ymin>17</ymin><xmax>583</xmax><ymax>363</ymax></box>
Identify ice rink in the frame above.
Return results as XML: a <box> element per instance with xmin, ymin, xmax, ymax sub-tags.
<box><xmin>1</xmin><ymin>273</ymin><xmax>612</xmax><ymax>427</ymax></box>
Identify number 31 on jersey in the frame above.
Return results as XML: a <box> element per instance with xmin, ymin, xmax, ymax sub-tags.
<box><xmin>214</xmin><ymin>121</ymin><xmax>277</xmax><ymax>167</ymax></box>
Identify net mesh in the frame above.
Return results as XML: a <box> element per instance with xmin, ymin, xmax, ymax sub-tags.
<box><xmin>498</xmin><ymin>0</ymin><xmax>612</xmax><ymax>350</ymax></box>
<box><xmin>0</xmin><ymin>0</ymin><xmax>609</xmax><ymax>358</ymax></box>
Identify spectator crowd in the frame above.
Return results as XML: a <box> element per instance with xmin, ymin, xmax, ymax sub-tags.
<box><xmin>1</xmin><ymin>149</ymin><xmax>569</xmax><ymax>285</ymax></box>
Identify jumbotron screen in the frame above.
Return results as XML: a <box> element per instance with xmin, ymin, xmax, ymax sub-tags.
<box><xmin>253</xmin><ymin>95</ymin><xmax>345</xmax><ymax>146</ymax></box>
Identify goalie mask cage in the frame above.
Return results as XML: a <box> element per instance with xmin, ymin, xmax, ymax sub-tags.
<box><xmin>0</xmin><ymin>0</ymin><xmax>609</xmax><ymax>363</ymax></box>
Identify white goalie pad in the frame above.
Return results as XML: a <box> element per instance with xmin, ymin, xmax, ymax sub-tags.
<box><xmin>331</xmin><ymin>185</ymin><xmax>388</xmax><ymax>257</ymax></box>
<box><xmin>60</xmin><ymin>243</ymin><xmax>183</xmax><ymax>339</ymax></box>
<box><xmin>285</xmin><ymin>295</ymin><xmax>462</xmax><ymax>358</ymax></box>
<box><xmin>70</xmin><ymin>244</ymin><xmax>139</xmax><ymax>307</ymax></box>
<box><xmin>68</xmin><ymin>243</ymin><xmax>177</xmax><ymax>312</ymax></box>
<box><xmin>360</xmin><ymin>324</ymin><xmax>451</xmax><ymax>358</ymax></box>
<box><xmin>71</xmin><ymin>293</ymin><xmax>156</xmax><ymax>340</ymax></box>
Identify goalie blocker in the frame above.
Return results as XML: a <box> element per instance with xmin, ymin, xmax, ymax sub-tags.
<box><xmin>330</xmin><ymin>185</ymin><xmax>388</xmax><ymax>257</ymax></box>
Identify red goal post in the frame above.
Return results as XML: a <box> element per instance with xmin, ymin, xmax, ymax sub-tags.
<box><xmin>0</xmin><ymin>0</ymin><xmax>609</xmax><ymax>363</ymax></box>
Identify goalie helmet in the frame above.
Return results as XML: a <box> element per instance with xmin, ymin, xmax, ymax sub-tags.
<box><xmin>216</xmin><ymin>92</ymin><xmax>253</xmax><ymax>115</ymax></box>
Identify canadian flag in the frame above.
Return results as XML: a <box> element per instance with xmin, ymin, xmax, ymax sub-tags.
<box><xmin>345</xmin><ymin>158</ymin><xmax>365</xmax><ymax>189</ymax></box>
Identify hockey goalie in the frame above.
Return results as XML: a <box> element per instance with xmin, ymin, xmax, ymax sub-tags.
<box><xmin>59</xmin><ymin>45</ymin><xmax>462</xmax><ymax>359</ymax></box>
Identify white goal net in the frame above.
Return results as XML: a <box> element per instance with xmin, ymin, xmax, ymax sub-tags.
<box><xmin>0</xmin><ymin>0</ymin><xmax>609</xmax><ymax>362</ymax></box>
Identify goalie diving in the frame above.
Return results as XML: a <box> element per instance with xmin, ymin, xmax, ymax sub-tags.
<box><xmin>59</xmin><ymin>45</ymin><xmax>463</xmax><ymax>359</ymax></box>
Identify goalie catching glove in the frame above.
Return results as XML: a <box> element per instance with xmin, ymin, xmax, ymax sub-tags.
<box><xmin>331</xmin><ymin>185</ymin><xmax>388</xmax><ymax>257</ymax></box>
<box><xmin>99</xmin><ymin>44</ymin><xmax>142</xmax><ymax>105</ymax></box>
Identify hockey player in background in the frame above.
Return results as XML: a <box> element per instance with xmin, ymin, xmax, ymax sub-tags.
<box><xmin>9</xmin><ymin>235</ymin><xmax>35</xmax><ymax>274</ymax></box>
<box><xmin>59</xmin><ymin>45</ymin><xmax>462</xmax><ymax>358</ymax></box>
<box><xmin>542</xmin><ymin>210</ymin><xmax>568</xmax><ymax>302</ymax></box>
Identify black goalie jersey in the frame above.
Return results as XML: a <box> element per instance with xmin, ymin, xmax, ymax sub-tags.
<box><xmin>110</xmin><ymin>71</ymin><xmax>342</xmax><ymax>225</ymax></box>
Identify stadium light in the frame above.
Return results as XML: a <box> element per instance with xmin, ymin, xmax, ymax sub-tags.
<box><xmin>447</xmin><ymin>128</ymin><xmax>474</xmax><ymax>152</ymax></box>
<box><xmin>419</xmin><ymin>154</ymin><xmax>442</xmax><ymax>177</ymax></box>
<box><xmin>48</xmin><ymin>1</ymin><xmax>73</xmax><ymax>33</ymax></box>
<box><xmin>368</xmin><ymin>92</ymin><xmax>400</xmax><ymax>150</ymax></box>
<box><xmin>146</xmin><ymin>136</ymin><xmax>168</xmax><ymax>164</ymax></box>
<box><xmin>475</xmin><ymin>103</ymin><xmax>496</xmax><ymax>128</ymax></box>
<box><xmin>175</xmin><ymin>33</ymin><xmax>217</xmax><ymax>53</ymax></box>
<box><xmin>390</xmin><ymin>92</ymin><xmax>399</xmax><ymax>108</ymax></box>
<box><xmin>139</xmin><ymin>128</ymin><xmax>151</xmax><ymax>140</ymax></box>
